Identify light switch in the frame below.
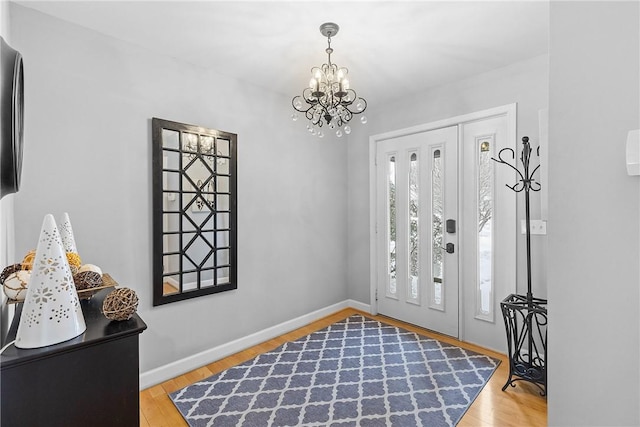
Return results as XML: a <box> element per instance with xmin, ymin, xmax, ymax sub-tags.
<box><xmin>521</xmin><ymin>219</ymin><xmax>547</xmax><ymax>235</ymax></box>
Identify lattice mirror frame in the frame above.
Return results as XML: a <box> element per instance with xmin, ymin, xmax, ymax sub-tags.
<box><xmin>152</xmin><ymin>118</ymin><xmax>237</xmax><ymax>306</ymax></box>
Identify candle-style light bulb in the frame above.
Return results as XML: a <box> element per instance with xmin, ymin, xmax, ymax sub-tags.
<box><xmin>342</xmin><ymin>79</ymin><xmax>350</xmax><ymax>91</ymax></box>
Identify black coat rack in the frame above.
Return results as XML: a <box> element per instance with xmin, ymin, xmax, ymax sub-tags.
<box><xmin>492</xmin><ymin>136</ymin><xmax>547</xmax><ymax>396</ymax></box>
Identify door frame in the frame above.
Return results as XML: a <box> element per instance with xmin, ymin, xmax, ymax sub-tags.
<box><xmin>369</xmin><ymin>103</ymin><xmax>517</xmax><ymax>342</ymax></box>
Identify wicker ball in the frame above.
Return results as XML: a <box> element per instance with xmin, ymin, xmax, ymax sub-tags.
<box><xmin>66</xmin><ymin>252</ymin><xmax>82</xmax><ymax>269</ymax></box>
<box><xmin>103</xmin><ymin>288</ymin><xmax>139</xmax><ymax>321</ymax></box>
<box><xmin>78</xmin><ymin>264</ymin><xmax>102</xmax><ymax>276</ymax></box>
<box><xmin>1</xmin><ymin>264</ymin><xmax>22</xmax><ymax>284</ymax></box>
<box><xmin>73</xmin><ymin>271</ymin><xmax>103</xmax><ymax>291</ymax></box>
<box><xmin>3</xmin><ymin>270</ymin><xmax>30</xmax><ymax>301</ymax></box>
<box><xmin>21</xmin><ymin>250</ymin><xmax>36</xmax><ymax>270</ymax></box>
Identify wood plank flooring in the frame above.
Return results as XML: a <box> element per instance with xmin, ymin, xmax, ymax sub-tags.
<box><xmin>140</xmin><ymin>308</ymin><xmax>547</xmax><ymax>426</ymax></box>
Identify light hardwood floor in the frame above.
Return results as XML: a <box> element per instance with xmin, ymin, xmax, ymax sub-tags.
<box><xmin>140</xmin><ymin>308</ymin><xmax>547</xmax><ymax>426</ymax></box>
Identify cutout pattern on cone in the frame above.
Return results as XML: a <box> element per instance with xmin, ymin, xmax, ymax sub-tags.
<box><xmin>59</xmin><ymin>212</ymin><xmax>78</xmax><ymax>254</ymax></box>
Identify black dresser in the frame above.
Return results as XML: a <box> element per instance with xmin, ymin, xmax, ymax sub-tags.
<box><xmin>1</xmin><ymin>288</ymin><xmax>147</xmax><ymax>427</ymax></box>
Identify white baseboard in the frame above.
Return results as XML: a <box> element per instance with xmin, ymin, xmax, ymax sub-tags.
<box><xmin>139</xmin><ymin>299</ymin><xmax>371</xmax><ymax>390</ymax></box>
<box><xmin>347</xmin><ymin>299</ymin><xmax>371</xmax><ymax>313</ymax></box>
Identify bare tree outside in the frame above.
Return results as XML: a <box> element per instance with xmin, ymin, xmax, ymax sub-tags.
<box><xmin>432</xmin><ymin>154</ymin><xmax>443</xmax><ymax>278</ymax></box>
<box><xmin>478</xmin><ymin>148</ymin><xmax>493</xmax><ymax>232</ymax></box>
<box><xmin>388</xmin><ymin>159</ymin><xmax>397</xmax><ymax>290</ymax></box>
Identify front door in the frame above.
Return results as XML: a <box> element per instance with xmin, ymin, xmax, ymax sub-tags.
<box><xmin>375</xmin><ymin>126</ymin><xmax>459</xmax><ymax>337</ymax></box>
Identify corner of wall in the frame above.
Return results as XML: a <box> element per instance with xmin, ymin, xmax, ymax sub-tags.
<box><xmin>0</xmin><ymin>0</ymin><xmax>16</xmax><ymax>346</ymax></box>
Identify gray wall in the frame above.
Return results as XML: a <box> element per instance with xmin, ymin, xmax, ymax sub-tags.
<box><xmin>10</xmin><ymin>4</ymin><xmax>348</xmax><ymax>372</ymax></box>
<box><xmin>0</xmin><ymin>0</ymin><xmax>15</xmax><ymax>345</ymax></box>
<box><xmin>548</xmin><ymin>2</ymin><xmax>640</xmax><ymax>425</ymax></box>
<box><xmin>347</xmin><ymin>54</ymin><xmax>549</xmax><ymax>305</ymax></box>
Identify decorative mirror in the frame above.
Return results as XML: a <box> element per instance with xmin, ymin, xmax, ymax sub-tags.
<box><xmin>152</xmin><ymin>118</ymin><xmax>237</xmax><ymax>306</ymax></box>
<box><xmin>0</xmin><ymin>36</ymin><xmax>25</xmax><ymax>199</ymax></box>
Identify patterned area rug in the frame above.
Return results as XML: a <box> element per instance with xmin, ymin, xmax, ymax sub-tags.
<box><xmin>170</xmin><ymin>315</ymin><xmax>499</xmax><ymax>426</ymax></box>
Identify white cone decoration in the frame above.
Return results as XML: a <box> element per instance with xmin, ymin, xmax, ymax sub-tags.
<box><xmin>59</xmin><ymin>212</ymin><xmax>78</xmax><ymax>254</ymax></box>
<box><xmin>15</xmin><ymin>214</ymin><xmax>86</xmax><ymax>349</ymax></box>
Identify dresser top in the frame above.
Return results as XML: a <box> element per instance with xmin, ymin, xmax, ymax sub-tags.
<box><xmin>1</xmin><ymin>288</ymin><xmax>147</xmax><ymax>369</ymax></box>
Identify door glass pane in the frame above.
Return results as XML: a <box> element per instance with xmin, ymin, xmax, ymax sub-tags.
<box><xmin>431</xmin><ymin>149</ymin><xmax>444</xmax><ymax>310</ymax></box>
<box><xmin>478</xmin><ymin>139</ymin><xmax>493</xmax><ymax>319</ymax></box>
<box><xmin>387</xmin><ymin>155</ymin><xmax>397</xmax><ymax>297</ymax></box>
<box><xmin>408</xmin><ymin>152</ymin><xmax>419</xmax><ymax>304</ymax></box>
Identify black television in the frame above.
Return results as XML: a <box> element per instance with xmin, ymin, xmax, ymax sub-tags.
<box><xmin>0</xmin><ymin>36</ymin><xmax>24</xmax><ymax>199</ymax></box>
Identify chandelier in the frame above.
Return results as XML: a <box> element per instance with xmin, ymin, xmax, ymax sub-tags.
<box><xmin>291</xmin><ymin>22</ymin><xmax>367</xmax><ymax>138</ymax></box>
<box><xmin>182</xmin><ymin>134</ymin><xmax>226</xmax><ymax>165</ymax></box>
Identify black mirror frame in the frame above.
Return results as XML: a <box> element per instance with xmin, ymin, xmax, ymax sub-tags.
<box><xmin>0</xmin><ymin>37</ymin><xmax>24</xmax><ymax>199</ymax></box>
<box><xmin>151</xmin><ymin>118</ymin><xmax>237</xmax><ymax>306</ymax></box>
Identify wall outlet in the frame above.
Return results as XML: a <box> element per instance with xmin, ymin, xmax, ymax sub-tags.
<box><xmin>521</xmin><ymin>219</ymin><xmax>547</xmax><ymax>235</ymax></box>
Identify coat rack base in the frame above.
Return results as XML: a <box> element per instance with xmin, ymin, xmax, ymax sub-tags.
<box><xmin>500</xmin><ymin>293</ymin><xmax>547</xmax><ymax>397</ymax></box>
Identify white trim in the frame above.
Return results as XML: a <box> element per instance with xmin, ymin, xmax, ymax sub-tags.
<box><xmin>348</xmin><ymin>299</ymin><xmax>372</xmax><ymax>313</ymax></box>
<box><xmin>370</xmin><ymin>104</ymin><xmax>517</xmax><ymax>143</ymax></box>
<box><xmin>139</xmin><ymin>299</ymin><xmax>372</xmax><ymax>390</ymax></box>
<box><xmin>369</xmin><ymin>137</ymin><xmax>379</xmax><ymax>315</ymax></box>
<box><xmin>369</xmin><ymin>103</ymin><xmax>517</xmax><ymax>339</ymax></box>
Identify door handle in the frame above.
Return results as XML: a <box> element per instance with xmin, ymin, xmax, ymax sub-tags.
<box><xmin>442</xmin><ymin>243</ymin><xmax>454</xmax><ymax>254</ymax></box>
<box><xmin>446</xmin><ymin>219</ymin><xmax>456</xmax><ymax>233</ymax></box>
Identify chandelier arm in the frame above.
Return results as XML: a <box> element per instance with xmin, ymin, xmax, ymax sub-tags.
<box><xmin>293</xmin><ymin>89</ymin><xmax>321</xmax><ymax>110</ymax></box>
<box><xmin>355</xmin><ymin>97</ymin><xmax>367</xmax><ymax>112</ymax></box>
<box><xmin>340</xmin><ymin>92</ymin><xmax>367</xmax><ymax>115</ymax></box>
<box><xmin>305</xmin><ymin>108</ymin><xmax>322</xmax><ymax>126</ymax></box>
<box><xmin>339</xmin><ymin>108</ymin><xmax>353</xmax><ymax>124</ymax></box>
<box><xmin>292</xmin><ymin>99</ymin><xmax>313</xmax><ymax>114</ymax></box>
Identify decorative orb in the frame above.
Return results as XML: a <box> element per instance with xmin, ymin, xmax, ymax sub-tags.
<box><xmin>78</xmin><ymin>264</ymin><xmax>103</xmax><ymax>276</ymax></box>
<box><xmin>1</xmin><ymin>264</ymin><xmax>22</xmax><ymax>284</ymax></box>
<box><xmin>66</xmin><ymin>252</ymin><xmax>82</xmax><ymax>269</ymax></box>
<box><xmin>356</xmin><ymin>100</ymin><xmax>365</xmax><ymax>111</ymax></box>
<box><xmin>360</xmin><ymin>116</ymin><xmax>368</xmax><ymax>124</ymax></box>
<box><xmin>3</xmin><ymin>270</ymin><xmax>30</xmax><ymax>301</ymax></box>
<box><xmin>294</xmin><ymin>99</ymin><xmax>303</xmax><ymax>109</ymax></box>
<box><xmin>291</xmin><ymin>113</ymin><xmax>298</xmax><ymax>121</ymax></box>
<box><xmin>344</xmin><ymin>125</ymin><xmax>352</xmax><ymax>135</ymax></box>
<box><xmin>73</xmin><ymin>271</ymin><xmax>103</xmax><ymax>291</ymax></box>
<box><xmin>311</xmin><ymin>129</ymin><xmax>316</xmax><ymax>136</ymax></box>
<box><xmin>21</xmin><ymin>250</ymin><xmax>36</xmax><ymax>270</ymax></box>
<box><xmin>318</xmin><ymin>131</ymin><xmax>324</xmax><ymax>138</ymax></box>
<box><xmin>102</xmin><ymin>288</ymin><xmax>139</xmax><ymax>321</ymax></box>
<box><xmin>336</xmin><ymin>130</ymin><xmax>343</xmax><ymax>138</ymax></box>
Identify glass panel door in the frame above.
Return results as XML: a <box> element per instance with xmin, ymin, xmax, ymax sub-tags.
<box><xmin>376</xmin><ymin>126</ymin><xmax>459</xmax><ymax>338</ymax></box>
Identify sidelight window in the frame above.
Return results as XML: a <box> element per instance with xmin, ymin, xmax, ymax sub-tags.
<box><xmin>430</xmin><ymin>149</ymin><xmax>444</xmax><ymax>310</ymax></box>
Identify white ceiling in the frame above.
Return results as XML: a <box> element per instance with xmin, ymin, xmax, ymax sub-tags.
<box><xmin>17</xmin><ymin>1</ymin><xmax>549</xmax><ymax>106</ymax></box>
